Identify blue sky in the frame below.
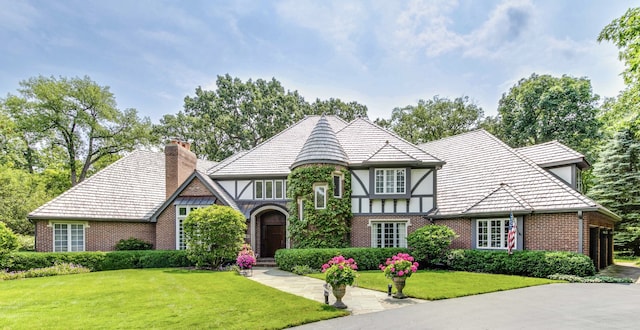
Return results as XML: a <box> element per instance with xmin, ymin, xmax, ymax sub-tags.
<box><xmin>0</xmin><ymin>0</ymin><xmax>636</xmax><ymax>122</ymax></box>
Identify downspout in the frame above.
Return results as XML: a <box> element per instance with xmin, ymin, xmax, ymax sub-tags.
<box><xmin>578</xmin><ymin>211</ymin><xmax>583</xmax><ymax>254</ymax></box>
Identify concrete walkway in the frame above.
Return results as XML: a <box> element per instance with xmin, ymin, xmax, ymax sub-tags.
<box><xmin>247</xmin><ymin>268</ymin><xmax>426</xmax><ymax>315</ymax></box>
<box><xmin>597</xmin><ymin>262</ymin><xmax>640</xmax><ymax>283</ymax></box>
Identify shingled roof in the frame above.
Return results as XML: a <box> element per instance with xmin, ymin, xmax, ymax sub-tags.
<box><xmin>291</xmin><ymin>115</ymin><xmax>348</xmax><ymax>168</ymax></box>
<box><xmin>419</xmin><ymin>130</ymin><xmax>615</xmax><ymax>218</ymax></box>
<box><xmin>28</xmin><ymin>151</ymin><xmax>218</xmax><ymax>221</ymax></box>
<box><xmin>516</xmin><ymin>140</ymin><xmax>590</xmax><ymax>169</ymax></box>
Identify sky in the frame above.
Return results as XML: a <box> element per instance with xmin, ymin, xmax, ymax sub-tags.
<box><xmin>1</xmin><ymin>0</ymin><xmax>637</xmax><ymax>122</ymax></box>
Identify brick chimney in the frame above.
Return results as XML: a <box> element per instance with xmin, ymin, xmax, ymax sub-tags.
<box><xmin>165</xmin><ymin>140</ymin><xmax>197</xmax><ymax>198</ymax></box>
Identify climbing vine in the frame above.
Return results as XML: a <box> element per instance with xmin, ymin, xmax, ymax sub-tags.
<box><xmin>287</xmin><ymin>165</ymin><xmax>352</xmax><ymax>248</ymax></box>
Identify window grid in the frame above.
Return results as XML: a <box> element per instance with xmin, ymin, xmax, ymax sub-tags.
<box><xmin>476</xmin><ymin>219</ymin><xmax>511</xmax><ymax>249</ymax></box>
<box><xmin>372</xmin><ymin>222</ymin><xmax>407</xmax><ymax>248</ymax></box>
<box><xmin>176</xmin><ymin>206</ymin><xmax>203</xmax><ymax>250</ymax></box>
<box><xmin>374</xmin><ymin>169</ymin><xmax>406</xmax><ymax>194</ymax></box>
<box><xmin>254</xmin><ymin>180</ymin><xmax>286</xmax><ymax>200</ymax></box>
<box><xmin>54</xmin><ymin>223</ymin><xmax>85</xmax><ymax>252</ymax></box>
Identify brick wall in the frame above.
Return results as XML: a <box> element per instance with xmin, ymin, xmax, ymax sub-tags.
<box><xmin>434</xmin><ymin>218</ymin><xmax>472</xmax><ymax>249</ymax></box>
<box><xmin>164</xmin><ymin>142</ymin><xmax>197</xmax><ymax>198</ymax></box>
<box><xmin>524</xmin><ymin>213</ymin><xmax>579</xmax><ymax>252</ymax></box>
<box><xmin>179</xmin><ymin>179</ymin><xmax>212</xmax><ymax>197</ymax></box>
<box><xmin>34</xmin><ymin>220</ymin><xmax>155</xmax><ymax>252</ymax></box>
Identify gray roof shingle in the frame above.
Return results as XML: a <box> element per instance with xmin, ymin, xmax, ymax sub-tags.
<box><xmin>419</xmin><ymin>130</ymin><xmax>609</xmax><ymax>217</ymax></box>
<box><xmin>29</xmin><ymin>151</ymin><xmax>218</xmax><ymax>221</ymax></box>
<box><xmin>516</xmin><ymin>141</ymin><xmax>590</xmax><ymax>169</ymax></box>
<box><xmin>291</xmin><ymin>115</ymin><xmax>348</xmax><ymax>168</ymax></box>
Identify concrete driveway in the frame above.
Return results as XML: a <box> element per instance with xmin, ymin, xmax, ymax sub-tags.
<box><xmin>293</xmin><ymin>283</ymin><xmax>640</xmax><ymax>330</ymax></box>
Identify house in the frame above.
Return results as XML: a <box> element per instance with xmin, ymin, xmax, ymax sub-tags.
<box><xmin>29</xmin><ymin>115</ymin><xmax>618</xmax><ymax>269</ymax></box>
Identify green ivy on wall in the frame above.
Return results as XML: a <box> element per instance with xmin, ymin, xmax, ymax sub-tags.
<box><xmin>287</xmin><ymin>165</ymin><xmax>352</xmax><ymax>248</ymax></box>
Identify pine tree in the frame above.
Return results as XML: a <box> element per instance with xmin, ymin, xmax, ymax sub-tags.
<box><xmin>589</xmin><ymin>119</ymin><xmax>640</xmax><ymax>254</ymax></box>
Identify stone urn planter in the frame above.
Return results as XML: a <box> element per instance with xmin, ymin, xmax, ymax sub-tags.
<box><xmin>392</xmin><ymin>277</ymin><xmax>407</xmax><ymax>299</ymax></box>
<box><xmin>332</xmin><ymin>284</ymin><xmax>348</xmax><ymax>309</ymax></box>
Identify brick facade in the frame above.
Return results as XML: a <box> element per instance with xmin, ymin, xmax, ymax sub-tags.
<box><xmin>35</xmin><ymin>220</ymin><xmax>155</xmax><ymax>252</ymax></box>
<box><xmin>524</xmin><ymin>213</ymin><xmax>580</xmax><ymax>252</ymax></box>
<box><xmin>350</xmin><ymin>214</ymin><xmax>429</xmax><ymax>247</ymax></box>
<box><xmin>434</xmin><ymin>218</ymin><xmax>472</xmax><ymax>249</ymax></box>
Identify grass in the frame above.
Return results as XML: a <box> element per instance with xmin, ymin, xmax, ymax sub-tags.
<box><xmin>615</xmin><ymin>257</ymin><xmax>640</xmax><ymax>265</ymax></box>
<box><xmin>0</xmin><ymin>269</ymin><xmax>348</xmax><ymax>329</ymax></box>
<box><xmin>309</xmin><ymin>270</ymin><xmax>562</xmax><ymax>300</ymax></box>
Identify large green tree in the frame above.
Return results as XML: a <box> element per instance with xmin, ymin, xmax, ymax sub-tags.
<box><xmin>3</xmin><ymin>76</ymin><xmax>156</xmax><ymax>186</ymax></box>
<box><xmin>599</xmin><ymin>7</ymin><xmax>640</xmax><ymax>85</ymax></box>
<box><xmin>589</xmin><ymin>115</ymin><xmax>640</xmax><ymax>254</ymax></box>
<box><xmin>155</xmin><ymin>74</ymin><xmax>368</xmax><ymax>161</ymax></box>
<box><xmin>375</xmin><ymin>96</ymin><xmax>483</xmax><ymax>144</ymax></box>
<box><xmin>497</xmin><ymin>74</ymin><xmax>601</xmax><ymax>159</ymax></box>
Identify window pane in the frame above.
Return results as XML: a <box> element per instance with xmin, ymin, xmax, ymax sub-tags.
<box><xmin>179</xmin><ymin>207</ymin><xmax>187</xmax><ymax>216</ymax></box>
<box><xmin>54</xmin><ymin>224</ymin><xmax>68</xmax><ymax>252</ymax></box>
<box><xmin>396</xmin><ymin>169</ymin><xmax>405</xmax><ymax>193</ymax></box>
<box><xmin>333</xmin><ymin>175</ymin><xmax>341</xmax><ymax>198</ymax></box>
<box><xmin>275</xmin><ymin>180</ymin><xmax>284</xmax><ymax>199</ymax></box>
<box><xmin>255</xmin><ymin>181</ymin><xmax>263</xmax><ymax>199</ymax></box>
<box><xmin>265</xmin><ymin>181</ymin><xmax>273</xmax><ymax>199</ymax></box>
<box><xmin>178</xmin><ymin>219</ymin><xmax>186</xmax><ymax>250</ymax></box>
<box><xmin>490</xmin><ymin>220</ymin><xmax>502</xmax><ymax>248</ymax></box>
<box><xmin>70</xmin><ymin>224</ymin><xmax>84</xmax><ymax>251</ymax></box>
<box><xmin>315</xmin><ymin>186</ymin><xmax>326</xmax><ymax>209</ymax></box>
<box><xmin>375</xmin><ymin>170</ymin><xmax>384</xmax><ymax>194</ymax></box>
<box><xmin>385</xmin><ymin>170</ymin><xmax>395</xmax><ymax>193</ymax></box>
<box><xmin>477</xmin><ymin>221</ymin><xmax>488</xmax><ymax>247</ymax></box>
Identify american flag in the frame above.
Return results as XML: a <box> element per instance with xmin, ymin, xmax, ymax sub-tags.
<box><xmin>507</xmin><ymin>211</ymin><xmax>517</xmax><ymax>254</ymax></box>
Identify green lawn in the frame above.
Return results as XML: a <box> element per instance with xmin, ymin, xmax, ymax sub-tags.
<box><xmin>309</xmin><ymin>270</ymin><xmax>561</xmax><ymax>300</ymax></box>
<box><xmin>0</xmin><ymin>269</ymin><xmax>347</xmax><ymax>329</ymax></box>
<box><xmin>615</xmin><ymin>257</ymin><xmax>640</xmax><ymax>265</ymax></box>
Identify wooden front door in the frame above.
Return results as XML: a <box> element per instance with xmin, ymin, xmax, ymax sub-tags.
<box><xmin>260</xmin><ymin>211</ymin><xmax>286</xmax><ymax>257</ymax></box>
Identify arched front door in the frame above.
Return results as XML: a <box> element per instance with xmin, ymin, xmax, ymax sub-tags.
<box><xmin>260</xmin><ymin>210</ymin><xmax>286</xmax><ymax>257</ymax></box>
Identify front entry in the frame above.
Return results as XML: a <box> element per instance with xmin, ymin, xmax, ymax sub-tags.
<box><xmin>260</xmin><ymin>210</ymin><xmax>286</xmax><ymax>257</ymax></box>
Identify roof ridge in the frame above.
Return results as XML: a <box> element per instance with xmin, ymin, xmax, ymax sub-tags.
<box><xmin>365</xmin><ymin>141</ymin><xmax>419</xmax><ymax>162</ymax></box>
<box><xmin>345</xmin><ymin>117</ymin><xmax>444</xmax><ymax>162</ymax></box>
<box><xmin>29</xmin><ymin>150</ymin><xmax>161</xmax><ymax>216</ymax></box>
<box><xmin>481</xmin><ymin>131</ymin><xmax>597</xmax><ymax>208</ymax></box>
<box><xmin>209</xmin><ymin>116</ymin><xmax>321</xmax><ymax>174</ymax></box>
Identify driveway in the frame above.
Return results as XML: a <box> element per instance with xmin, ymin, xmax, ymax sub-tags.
<box><xmin>293</xmin><ymin>283</ymin><xmax>640</xmax><ymax>330</ymax></box>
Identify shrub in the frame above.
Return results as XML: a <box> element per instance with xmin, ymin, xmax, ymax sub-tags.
<box><xmin>183</xmin><ymin>205</ymin><xmax>247</xmax><ymax>269</ymax></box>
<box><xmin>0</xmin><ymin>222</ymin><xmax>19</xmax><ymax>254</ymax></box>
<box><xmin>446</xmin><ymin>249</ymin><xmax>596</xmax><ymax>278</ymax></box>
<box><xmin>379</xmin><ymin>253</ymin><xmax>419</xmax><ymax>279</ymax></box>
<box><xmin>322</xmin><ymin>255</ymin><xmax>358</xmax><ymax>287</ymax></box>
<box><xmin>16</xmin><ymin>234</ymin><xmax>35</xmax><ymax>252</ymax></box>
<box><xmin>291</xmin><ymin>265</ymin><xmax>318</xmax><ymax>275</ymax></box>
<box><xmin>275</xmin><ymin>247</ymin><xmax>409</xmax><ymax>272</ymax></box>
<box><xmin>114</xmin><ymin>237</ymin><xmax>153</xmax><ymax>251</ymax></box>
<box><xmin>1</xmin><ymin>263</ymin><xmax>90</xmax><ymax>281</ymax></box>
<box><xmin>0</xmin><ymin>250</ymin><xmax>192</xmax><ymax>272</ymax></box>
<box><xmin>547</xmin><ymin>274</ymin><xmax>634</xmax><ymax>283</ymax></box>
<box><xmin>407</xmin><ymin>225</ymin><xmax>457</xmax><ymax>266</ymax></box>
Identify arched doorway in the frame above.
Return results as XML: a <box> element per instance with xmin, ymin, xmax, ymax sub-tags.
<box><xmin>259</xmin><ymin>210</ymin><xmax>286</xmax><ymax>257</ymax></box>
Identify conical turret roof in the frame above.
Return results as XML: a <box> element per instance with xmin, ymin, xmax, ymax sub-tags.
<box><xmin>291</xmin><ymin>115</ymin><xmax>348</xmax><ymax>169</ymax></box>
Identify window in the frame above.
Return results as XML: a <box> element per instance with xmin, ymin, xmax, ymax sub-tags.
<box><xmin>255</xmin><ymin>181</ymin><xmax>263</xmax><ymax>199</ymax></box>
<box><xmin>371</xmin><ymin>221</ymin><xmax>407</xmax><ymax>248</ymax></box>
<box><xmin>333</xmin><ymin>173</ymin><xmax>343</xmax><ymax>198</ymax></box>
<box><xmin>476</xmin><ymin>219</ymin><xmax>512</xmax><ymax>249</ymax></box>
<box><xmin>374</xmin><ymin>169</ymin><xmax>406</xmax><ymax>194</ymax></box>
<box><xmin>54</xmin><ymin>223</ymin><xmax>85</xmax><ymax>252</ymax></box>
<box><xmin>314</xmin><ymin>184</ymin><xmax>327</xmax><ymax>209</ymax></box>
<box><xmin>297</xmin><ymin>198</ymin><xmax>304</xmax><ymax>221</ymax></box>
<box><xmin>254</xmin><ymin>180</ymin><xmax>286</xmax><ymax>199</ymax></box>
<box><xmin>176</xmin><ymin>206</ymin><xmax>204</xmax><ymax>250</ymax></box>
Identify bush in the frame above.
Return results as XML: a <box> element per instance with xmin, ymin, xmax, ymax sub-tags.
<box><xmin>183</xmin><ymin>205</ymin><xmax>246</xmax><ymax>269</ymax></box>
<box><xmin>16</xmin><ymin>234</ymin><xmax>35</xmax><ymax>252</ymax></box>
<box><xmin>291</xmin><ymin>265</ymin><xmax>318</xmax><ymax>275</ymax></box>
<box><xmin>0</xmin><ymin>250</ymin><xmax>192</xmax><ymax>272</ymax></box>
<box><xmin>275</xmin><ymin>247</ymin><xmax>410</xmax><ymax>272</ymax></box>
<box><xmin>407</xmin><ymin>225</ymin><xmax>457</xmax><ymax>266</ymax></box>
<box><xmin>1</xmin><ymin>263</ymin><xmax>90</xmax><ymax>281</ymax></box>
<box><xmin>114</xmin><ymin>237</ymin><xmax>153</xmax><ymax>251</ymax></box>
<box><xmin>0</xmin><ymin>222</ymin><xmax>19</xmax><ymax>254</ymax></box>
<box><xmin>446</xmin><ymin>249</ymin><xmax>596</xmax><ymax>278</ymax></box>
<box><xmin>547</xmin><ymin>274</ymin><xmax>634</xmax><ymax>283</ymax></box>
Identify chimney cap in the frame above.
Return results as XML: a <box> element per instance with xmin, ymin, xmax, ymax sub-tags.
<box><xmin>168</xmin><ymin>139</ymin><xmax>191</xmax><ymax>151</ymax></box>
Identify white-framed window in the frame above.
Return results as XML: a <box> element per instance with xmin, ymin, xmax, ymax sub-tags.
<box><xmin>374</xmin><ymin>168</ymin><xmax>406</xmax><ymax>194</ymax></box>
<box><xmin>314</xmin><ymin>183</ymin><xmax>327</xmax><ymax>209</ymax></box>
<box><xmin>176</xmin><ymin>205</ymin><xmax>207</xmax><ymax>250</ymax></box>
<box><xmin>476</xmin><ymin>219</ymin><xmax>512</xmax><ymax>249</ymax></box>
<box><xmin>53</xmin><ymin>223</ymin><xmax>85</xmax><ymax>252</ymax></box>
<box><xmin>370</xmin><ymin>220</ymin><xmax>409</xmax><ymax>248</ymax></box>
<box><xmin>333</xmin><ymin>173</ymin><xmax>343</xmax><ymax>198</ymax></box>
<box><xmin>254</xmin><ymin>180</ymin><xmax>286</xmax><ymax>200</ymax></box>
<box><xmin>297</xmin><ymin>197</ymin><xmax>304</xmax><ymax>221</ymax></box>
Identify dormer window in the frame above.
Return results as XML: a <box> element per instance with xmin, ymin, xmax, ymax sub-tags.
<box><xmin>374</xmin><ymin>168</ymin><xmax>406</xmax><ymax>194</ymax></box>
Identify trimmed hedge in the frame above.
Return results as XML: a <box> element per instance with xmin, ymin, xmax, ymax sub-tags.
<box><xmin>0</xmin><ymin>250</ymin><xmax>192</xmax><ymax>272</ymax></box>
<box><xmin>275</xmin><ymin>247</ymin><xmax>410</xmax><ymax>271</ymax></box>
<box><xmin>446</xmin><ymin>249</ymin><xmax>596</xmax><ymax>278</ymax></box>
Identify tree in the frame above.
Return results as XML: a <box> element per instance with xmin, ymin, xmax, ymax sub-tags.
<box><xmin>156</xmin><ymin>74</ymin><xmax>368</xmax><ymax>161</ymax></box>
<box><xmin>0</xmin><ymin>221</ymin><xmax>19</xmax><ymax>255</ymax></box>
<box><xmin>3</xmin><ymin>76</ymin><xmax>156</xmax><ymax>186</ymax></box>
<box><xmin>183</xmin><ymin>205</ymin><xmax>247</xmax><ymax>269</ymax></box>
<box><xmin>497</xmin><ymin>74</ymin><xmax>601</xmax><ymax>159</ymax></box>
<box><xmin>599</xmin><ymin>7</ymin><xmax>640</xmax><ymax>85</ymax></box>
<box><xmin>589</xmin><ymin>115</ymin><xmax>640</xmax><ymax>255</ymax></box>
<box><xmin>374</xmin><ymin>96</ymin><xmax>483</xmax><ymax>144</ymax></box>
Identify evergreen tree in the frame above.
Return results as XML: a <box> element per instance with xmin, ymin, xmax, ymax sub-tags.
<box><xmin>589</xmin><ymin>116</ymin><xmax>640</xmax><ymax>254</ymax></box>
